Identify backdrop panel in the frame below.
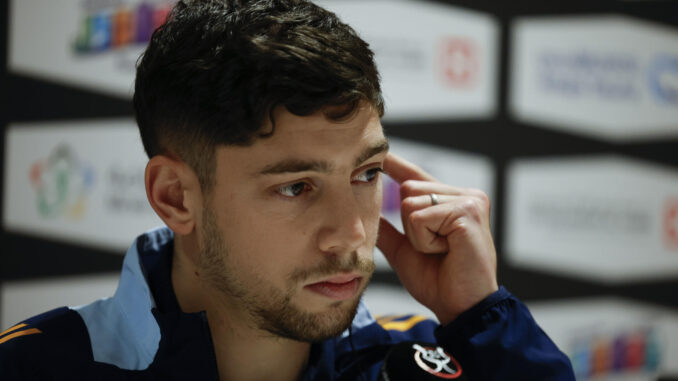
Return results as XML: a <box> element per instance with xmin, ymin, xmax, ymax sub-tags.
<box><xmin>510</xmin><ymin>15</ymin><xmax>678</xmax><ymax>141</ymax></box>
<box><xmin>505</xmin><ymin>155</ymin><xmax>678</xmax><ymax>283</ymax></box>
<box><xmin>3</xmin><ymin>119</ymin><xmax>161</xmax><ymax>251</ymax></box>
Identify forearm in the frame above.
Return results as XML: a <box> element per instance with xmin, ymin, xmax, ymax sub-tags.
<box><xmin>435</xmin><ymin>287</ymin><xmax>575</xmax><ymax>381</ymax></box>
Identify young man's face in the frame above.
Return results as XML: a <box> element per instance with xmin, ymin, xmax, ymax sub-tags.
<box><xmin>198</xmin><ymin>103</ymin><xmax>387</xmax><ymax>341</ymax></box>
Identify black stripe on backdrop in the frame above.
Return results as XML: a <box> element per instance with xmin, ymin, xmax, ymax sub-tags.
<box><xmin>7</xmin><ymin>74</ymin><xmax>133</xmax><ymax>122</ymax></box>
<box><xmin>1</xmin><ymin>1</ymin><xmax>677</xmax><ymax>313</ymax></box>
<box><xmin>1</xmin><ymin>0</ymin><xmax>7</xmax><ymax>315</ymax></box>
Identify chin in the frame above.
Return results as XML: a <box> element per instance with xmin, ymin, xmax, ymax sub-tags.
<box><xmin>260</xmin><ymin>293</ymin><xmax>363</xmax><ymax>342</ymax></box>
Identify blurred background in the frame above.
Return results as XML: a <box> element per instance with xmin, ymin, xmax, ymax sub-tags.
<box><xmin>1</xmin><ymin>0</ymin><xmax>678</xmax><ymax>379</ymax></box>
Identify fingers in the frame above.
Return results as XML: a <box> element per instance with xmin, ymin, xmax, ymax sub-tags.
<box><xmin>400</xmin><ymin>191</ymin><xmax>491</xmax><ymax>254</ymax></box>
<box><xmin>383</xmin><ymin>151</ymin><xmax>492</xmax><ymax>255</ymax></box>
<box><xmin>399</xmin><ymin>180</ymin><xmax>489</xmax><ymax>204</ymax></box>
<box><xmin>403</xmin><ymin>202</ymin><xmax>460</xmax><ymax>254</ymax></box>
<box><xmin>383</xmin><ymin>153</ymin><xmax>437</xmax><ymax>183</ymax></box>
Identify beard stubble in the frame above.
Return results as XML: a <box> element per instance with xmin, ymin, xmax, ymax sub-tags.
<box><xmin>199</xmin><ymin>208</ymin><xmax>375</xmax><ymax>342</ymax></box>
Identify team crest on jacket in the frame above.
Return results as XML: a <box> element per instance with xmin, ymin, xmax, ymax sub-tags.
<box><xmin>412</xmin><ymin>344</ymin><xmax>462</xmax><ymax>379</ymax></box>
<box><xmin>380</xmin><ymin>341</ymin><xmax>466</xmax><ymax>380</ymax></box>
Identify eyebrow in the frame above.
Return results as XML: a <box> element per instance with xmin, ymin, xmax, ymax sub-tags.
<box><xmin>258</xmin><ymin>139</ymin><xmax>390</xmax><ymax>176</ymax></box>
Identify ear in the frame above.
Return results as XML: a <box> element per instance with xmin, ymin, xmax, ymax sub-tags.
<box><xmin>145</xmin><ymin>155</ymin><xmax>201</xmax><ymax>235</ymax></box>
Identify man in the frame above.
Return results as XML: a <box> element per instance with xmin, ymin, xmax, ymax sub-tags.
<box><xmin>0</xmin><ymin>0</ymin><xmax>574</xmax><ymax>380</ymax></box>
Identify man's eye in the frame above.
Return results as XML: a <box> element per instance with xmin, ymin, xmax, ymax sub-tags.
<box><xmin>352</xmin><ymin>167</ymin><xmax>383</xmax><ymax>184</ymax></box>
<box><xmin>277</xmin><ymin>182</ymin><xmax>311</xmax><ymax>197</ymax></box>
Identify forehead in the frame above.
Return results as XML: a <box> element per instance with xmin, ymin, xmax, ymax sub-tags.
<box><xmin>215</xmin><ymin>105</ymin><xmax>386</xmax><ymax>174</ymax></box>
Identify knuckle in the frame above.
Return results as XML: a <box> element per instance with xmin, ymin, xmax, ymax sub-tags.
<box><xmin>448</xmin><ymin>217</ymin><xmax>470</xmax><ymax>235</ymax></box>
<box><xmin>399</xmin><ymin>180</ymin><xmax>420</xmax><ymax>198</ymax></box>
<box><xmin>474</xmin><ymin>190</ymin><xmax>491</xmax><ymax>211</ymax></box>
<box><xmin>408</xmin><ymin>210</ymin><xmax>426</xmax><ymax>227</ymax></box>
<box><xmin>462</xmin><ymin>198</ymin><xmax>484</xmax><ymax>222</ymax></box>
<box><xmin>475</xmin><ymin>189</ymin><xmax>490</xmax><ymax>204</ymax></box>
<box><xmin>400</xmin><ymin>196</ymin><xmax>419</xmax><ymax>214</ymax></box>
<box><xmin>469</xmin><ymin>188</ymin><xmax>490</xmax><ymax>203</ymax></box>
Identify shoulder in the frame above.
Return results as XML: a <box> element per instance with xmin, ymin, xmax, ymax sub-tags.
<box><xmin>0</xmin><ymin>307</ymin><xmax>93</xmax><ymax>379</ymax></box>
<box><xmin>349</xmin><ymin>312</ymin><xmax>439</xmax><ymax>345</ymax></box>
<box><xmin>346</xmin><ymin>301</ymin><xmax>438</xmax><ymax>344</ymax></box>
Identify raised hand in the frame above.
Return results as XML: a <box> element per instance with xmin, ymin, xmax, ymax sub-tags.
<box><xmin>377</xmin><ymin>153</ymin><xmax>499</xmax><ymax>325</ymax></box>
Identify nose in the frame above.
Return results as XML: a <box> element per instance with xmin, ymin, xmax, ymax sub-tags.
<box><xmin>316</xmin><ymin>189</ymin><xmax>367</xmax><ymax>256</ymax></box>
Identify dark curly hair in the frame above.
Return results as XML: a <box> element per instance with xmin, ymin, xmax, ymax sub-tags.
<box><xmin>133</xmin><ymin>0</ymin><xmax>384</xmax><ymax>192</ymax></box>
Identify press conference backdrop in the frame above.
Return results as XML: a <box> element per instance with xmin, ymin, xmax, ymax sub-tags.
<box><xmin>1</xmin><ymin>0</ymin><xmax>678</xmax><ymax>379</ymax></box>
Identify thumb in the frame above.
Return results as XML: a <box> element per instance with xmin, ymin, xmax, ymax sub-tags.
<box><xmin>377</xmin><ymin>216</ymin><xmax>408</xmax><ymax>268</ymax></box>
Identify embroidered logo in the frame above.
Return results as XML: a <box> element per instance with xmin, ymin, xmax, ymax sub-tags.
<box><xmin>412</xmin><ymin>344</ymin><xmax>462</xmax><ymax>379</ymax></box>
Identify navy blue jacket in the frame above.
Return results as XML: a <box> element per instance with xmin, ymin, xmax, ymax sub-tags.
<box><xmin>0</xmin><ymin>228</ymin><xmax>574</xmax><ymax>380</ymax></box>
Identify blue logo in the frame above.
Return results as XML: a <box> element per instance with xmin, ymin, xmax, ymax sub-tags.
<box><xmin>538</xmin><ymin>51</ymin><xmax>640</xmax><ymax>101</ymax></box>
<box><xmin>648</xmin><ymin>54</ymin><xmax>678</xmax><ymax>105</ymax></box>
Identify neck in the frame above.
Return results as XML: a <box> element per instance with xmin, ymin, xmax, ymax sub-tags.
<box><xmin>171</xmin><ymin>235</ymin><xmax>311</xmax><ymax>381</ymax></box>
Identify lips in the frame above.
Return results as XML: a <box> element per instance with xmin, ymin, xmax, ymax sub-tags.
<box><xmin>304</xmin><ymin>274</ymin><xmax>361</xmax><ymax>301</ymax></box>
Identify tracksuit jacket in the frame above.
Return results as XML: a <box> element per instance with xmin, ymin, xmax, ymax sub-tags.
<box><xmin>0</xmin><ymin>227</ymin><xmax>575</xmax><ymax>380</ymax></box>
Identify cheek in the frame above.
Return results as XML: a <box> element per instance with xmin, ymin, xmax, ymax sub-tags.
<box><xmin>220</xmin><ymin>210</ymin><xmax>311</xmax><ymax>271</ymax></box>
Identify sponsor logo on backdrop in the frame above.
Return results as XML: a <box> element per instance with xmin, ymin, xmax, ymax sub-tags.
<box><xmin>570</xmin><ymin>328</ymin><xmax>661</xmax><ymax>379</ymax></box>
<box><xmin>539</xmin><ymin>51</ymin><xmax>640</xmax><ymax>101</ymax></box>
<box><xmin>507</xmin><ymin>156</ymin><xmax>678</xmax><ymax>281</ymax></box>
<box><xmin>74</xmin><ymin>0</ymin><xmax>174</xmax><ymax>54</ymax></box>
<box><xmin>664</xmin><ymin>198</ymin><xmax>678</xmax><ymax>249</ymax></box>
<box><xmin>105</xmin><ymin>165</ymin><xmax>151</xmax><ymax>214</ymax></box>
<box><xmin>527</xmin><ymin>193</ymin><xmax>678</xmax><ymax>254</ymax></box>
<box><xmin>29</xmin><ymin>145</ymin><xmax>95</xmax><ymax>220</ymax></box>
<box><xmin>438</xmin><ymin>38</ymin><xmax>478</xmax><ymax>88</ymax></box>
<box><xmin>527</xmin><ymin>195</ymin><xmax>652</xmax><ymax>235</ymax></box>
<box><xmin>5</xmin><ymin>122</ymin><xmax>163</xmax><ymax>250</ymax></box>
<box><xmin>373</xmin><ymin>36</ymin><xmax>480</xmax><ymax>91</ymax></box>
<box><xmin>511</xmin><ymin>17</ymin><xmax>678</xmax><ymax>141</ymax></box>
<box><xmin>648</xmin><ymin>54</ymin><xmax>678</xmax><ymax>105</ymax></box>
<box><xmin>27</xmin><ymin>145</ymin><xmax>150</xmax><ymax>220</ymax></box>
<box><xmin>371</xmin><ymin>38</ymin><xmax>426</xmax><ymax>72</ymax></box>
<box><xmin>528</xmin><ymin>195</ymin><xmax>678</xmax><ymax>251</ymax></box>
<box><xmin>538</xmin><ymin>50</ymin><xmax>678</xmax><ymax>108</ymax></box>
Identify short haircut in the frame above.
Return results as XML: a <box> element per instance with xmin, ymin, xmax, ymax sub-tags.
<box><xmin>133</xmin><ymin>0</ymin><xmax>384</xmax><ymax>193</ymax></box>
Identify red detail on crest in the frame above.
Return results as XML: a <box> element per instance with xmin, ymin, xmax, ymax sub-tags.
<box><xmin>412</xmin><ymin>344</ymin><xmax>462</xmax><ymax>379</ymax></box>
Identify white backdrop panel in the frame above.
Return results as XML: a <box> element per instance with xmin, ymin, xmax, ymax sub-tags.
<box><xmin>3</xmin><ymin>119</ymin><xmax>163</xmax><ymax>251</ymax></box>
<box><xmin>530</xmin><ymin>297</ymin><xmax>678</xmax><ymax>380</ymax></box>
<box><xmin>511</xmin><ymin>15</ymin><xmax>678</xmax><ymax>141</ymax></box>
<box><xmin>506</xmin><ymin>155</ymin><xmax>678</xmax><ymax>282</ymax></box>
<box><xmin>319</xmin><ymin>0</ymin><xmax>499</xmax><ymax>121</ymax></box>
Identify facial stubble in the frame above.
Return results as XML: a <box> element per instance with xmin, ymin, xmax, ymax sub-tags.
<box><xmin>199</xmin><ymin>208</ymin><xmax>376</xmax><ymax>342</ymax></box>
